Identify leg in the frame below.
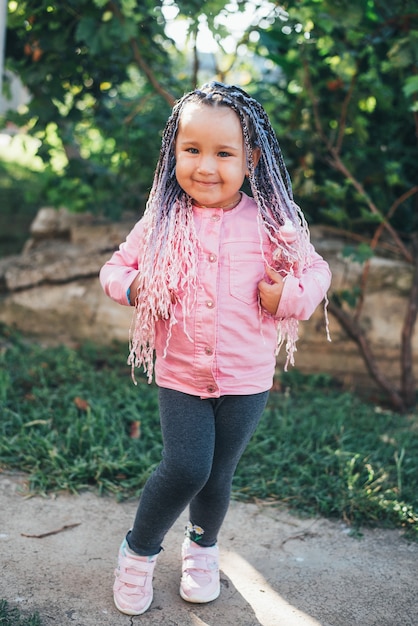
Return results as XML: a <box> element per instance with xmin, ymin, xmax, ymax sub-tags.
<box><xmin>189</xmin><ymin>391</ymin><xmax>269</xmax><ymax>547</ymax></box>
<box><xmin>180</xmin><ymin>391</ymin><xmax>268</xmax><ymax>604</ymax></box>
<box><xmin>114</xmin><ymin>388</ymin><xmax>218</xmax><ymax>615</ymax></box>
<box><xmin>128</xmin><ymin>388</ymin><xmax>218</xmax><ymax>555</ymax></box>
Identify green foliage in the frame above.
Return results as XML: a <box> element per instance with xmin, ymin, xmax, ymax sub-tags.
<box><xmin>0</xmin><ymin>326</ymin><xmax>162</xmax><ymax>496</ymax></box>
<box><xmin>253</xmin><ymin>0</ymin><xmax>418</xmax><ymax>236</ymax></box>
<box><xmin>1</xmin><ymin>324</ymin><xmax>417</xmax><ymax>537</ymax></box>
<box><xmin>0</xmin><ymin>160</ymin><xmax>44</xmax><ymax>255</ymax></box>
<box><xmin>4</xmin><ymin>0</ymin><xmax>179</xmax><ymax>216</ymax></box>
<box><xmin>0</xmin><ymin>600</ymin><xmax>43</xmax><ymax>626</ymax></box>
<box><xmin>236</xmin><ymin>370</ymin><xmax>418</xmax><ymax>536</ymax></box>
<box><xmin>342</xmin><ymin>242</ymin><xmax>374</xmax><ymax>265</ymax></box>
<box><xmin>4</xmin><ymin>0</ymin><xmax>417</xmax><ymax>236</ymax></box>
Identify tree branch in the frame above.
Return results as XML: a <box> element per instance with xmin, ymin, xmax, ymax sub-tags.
<box><xmin>328</xmin><ymin>299</ymin><xmax>406</xmax><ymax>412</ymax></box>
<box><xmin>302</xmin><ymin>57</ymin><xmax>329</xmax><ymax>145</ymax></box>
<box><xmin>335</xmin><ymin>73</ymin><xmax>357</xmax><ymax>154</ymax></box>
<box><xmin>129</xmin><ymin>37</ymin><xmax>175</xmax><ymax>107</ymax></box>
<box><xmin>108</xmin><ymin>0</ymin><xmax>175</xmax><ymax>107</ymax></box>
<box><xmin>191</xmin><ymin>25</ymin><xmax>199</xmax><ymax>90</ymax></box>
<box><xmin>326</xmin><ymin>148</ymin><xmax>413</xmax><ymax>263</ymax></box>
<box><xmin>400</xmin><ymin>233</ymin><xmax>418</xmax><ymax>407</ymax></box>
<box><xmin>302</xmin><ymin>56</ymin><xmax>413</xmax><ymax>264</ymax></box>
<box><xmin>354</xmin><ymin>186</ymin><xmax>418</xmax><ymax>319</ymax></box>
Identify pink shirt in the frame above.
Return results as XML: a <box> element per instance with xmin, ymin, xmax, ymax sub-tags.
<box><xmin>100</xmin><ymin>193</ymin><xmax>331</xmax><ymax>398</ymax></box>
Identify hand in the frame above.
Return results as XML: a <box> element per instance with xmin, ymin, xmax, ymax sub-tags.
<box><xmin>258</xmin><ymin>266</ymin><xmax>285</xmax><ymax>315</ymax></box>
<box><xmin>128</xmin><ymin>272</ymin><xmax>141</xmax><ymax>305</ymax></box>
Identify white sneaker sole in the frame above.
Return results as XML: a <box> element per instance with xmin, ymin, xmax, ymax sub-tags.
<box><xmin>113</xmin><ymin>591</ymin><xmax>153</xmax><ymax>616</ymax></box>
<box><xmin>179</xmin><ymin>584</ymin><xmax>220</xmax><ymax>604</ymax></box>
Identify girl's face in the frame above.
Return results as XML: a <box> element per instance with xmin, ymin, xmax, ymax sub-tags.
<box><xmin>175</xmin><ymin>102</ymin><xmax>250</xmax><ymax>209</ymax></box>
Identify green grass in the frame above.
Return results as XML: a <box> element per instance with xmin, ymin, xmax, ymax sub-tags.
<box><xmin>0</xmin><ymin>323</ymin><xmax>417</xmax><ymax>539</ymax></box>
<box><xmin>0</xmin><ymin>600</ymin><xmax>43</xmax><ymax>626</ymax></box>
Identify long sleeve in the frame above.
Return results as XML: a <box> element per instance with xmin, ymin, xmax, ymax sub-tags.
<box><xmin>99</xmin><ymin>220</ymin><xmax>144</xmax><ymax>306</ymax></box>
<box><xmin>275</xmin><ymin>245</ymin><xmax>331</xmax><ymax>321</ymax></box>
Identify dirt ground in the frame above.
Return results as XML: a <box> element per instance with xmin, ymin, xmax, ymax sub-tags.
<box><xmin>1</xmin><ymin>472</ymin><xmax>417</xmax><ymax>626</ymax></box>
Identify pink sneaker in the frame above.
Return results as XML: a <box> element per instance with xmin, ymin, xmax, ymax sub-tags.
<box><xmin>180</xmin><ymin>538</ymin><xmax>220</xmax><ymax>603</ymax></box>
<box><xmin>113</xmin><ymin>538</ymin><xmax>158</xmax><ymax>615</ymax></box>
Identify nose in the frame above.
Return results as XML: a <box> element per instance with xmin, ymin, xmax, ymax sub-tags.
<box><xmin>196</xmin><ymin>154</ymin><xmax>216</xmax><ymax>175</ymax></box>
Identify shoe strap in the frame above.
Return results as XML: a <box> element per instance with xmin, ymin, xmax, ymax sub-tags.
<box><xmin>182</xmin><ymin>554</ymin><xmax>218</xmax><ymax>573</ymax></box>
<box><xmin>117</xmin><ymin>556</ymin><xmax>155</xmax><ymax>586</ymax></box>
<box><xmin>116</xmin><ymin>568</ymin><xmax>150</xmax><ymax>587</ymax></box>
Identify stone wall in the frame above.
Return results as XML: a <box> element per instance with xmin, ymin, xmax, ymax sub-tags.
<box><xmin>0</xmin><ymin>207</ymin><xmax>416</xmax><ymax>396</ymax></box>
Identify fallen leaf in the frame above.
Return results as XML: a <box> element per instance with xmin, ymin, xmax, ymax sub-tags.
<box><xmin>74</xmin><ymin>396</ymin><xmax>89</xmax><ymax>411</ymax></box>
<box><xmin>130</xmin><ymin>420</ymin><xmax>141</xmax><ymax>439</ymax></box>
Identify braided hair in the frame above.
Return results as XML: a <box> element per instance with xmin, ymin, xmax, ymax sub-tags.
<box><xmin>129</xmin><ymin>82</ymin><xmax>313</xmax><ymax>381</ymax></box>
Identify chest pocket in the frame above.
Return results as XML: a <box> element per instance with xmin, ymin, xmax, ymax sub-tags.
<box><xmin>229</xmin><ymin>253</ymin><xmax>266</xmax><ymax>305</ymax></box>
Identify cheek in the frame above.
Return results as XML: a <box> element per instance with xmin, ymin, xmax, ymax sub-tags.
<box><xmin>174</xmin><ymin>158</ymin><xmax>184</xmax><ymax>178</ymax></box>
<box><xmin>175</xmin><ymin>155</ymin><xmax>190</xmax><ymax>174</ymax></box>
<box><xmin>231</xmin><ymin>162</ymin><xmax>248</xmax><ymax>183</ymax></box>
<box><xmin>174</xmin><ymin>160</ymin><xmax>191</xmax><ymax>188</ymax></box>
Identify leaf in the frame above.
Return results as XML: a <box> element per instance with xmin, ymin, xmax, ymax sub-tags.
<box><xmin>130</xmin><ymin>420</ymin><xmax>141</xmax><ymax>439</ymax></box>
<box><xmin>387</xmin><ymin>39</ymin><xmax>413</xmax><ymax>69</ymax></box>
<box><xmin>336</xmin><ymin>287</ymin><xmax>361</xmax><ymax>308</ymax></box>
<box><xmin>75</xmin><ymin>17</ymin><xmax>98</xmax><ymax>43</ymax></box>
<box><xmin>342</xmin><ymin>243</ymin><xmax>374</xmax><ymax>264</ymax></box>
<box><xmin>24</xmin><ymin>419</ymin><xmax>52</xmax><ymax>427</ymax></box>
<box><xmin>403</xmin><ymin>75</ymin><xmax>418</xmax><ymax>99</ymax></box>
<box><xmin>74</xmin><ymin>396</ymin><xmax>90</xmax><ymax>411</ymax></box>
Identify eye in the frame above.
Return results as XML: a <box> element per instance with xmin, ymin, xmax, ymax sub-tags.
<box><xmin>186</xmin><ymin>147</ymin><xmax>199</xmax><ymax>154</ymax></box>
<box><xmin>218</xmin><ymin>151</ymin><xmax>231</xmax><ymax>158</ymax></box>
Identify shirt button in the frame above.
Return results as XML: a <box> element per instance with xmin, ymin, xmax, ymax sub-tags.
<box><xmin>206</xmin><ymin>300</ymin><xmax>214</xmax><ymax>308</ymax></box>
<box><xmin>211</xmin><ymin>214</ymin><xmax>220</xmax><ymax>222</ymax></box>
<box><xmin>208</xmin><ymin>253</ymin><xmax>217</xmax><ymax>263</ymax></box>
<box><xmin>205</xmin><ymin>347</ymin><xmax>214</xmax><ymax>355</ymax></box>
<box><xmin>207</xmin><ymin>385</ymin><xmax>216</xmax><ymax>393</ymax></box>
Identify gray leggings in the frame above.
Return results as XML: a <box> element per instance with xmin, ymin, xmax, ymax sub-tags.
<box><xmin>127</xmin><ymin>387</ymin><xmax>269</xmax><ymax>556</ymax></box>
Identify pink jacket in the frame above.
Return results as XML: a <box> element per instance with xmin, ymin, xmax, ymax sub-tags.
<box><xmin>100</xmin><ymin>193</ymin><xmax>331</xmax><ymax>398</ymax></box>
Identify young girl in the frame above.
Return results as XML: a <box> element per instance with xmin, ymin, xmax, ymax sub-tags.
<box><xmin>100</xmin><ymin>82</ymin><xmax>331</xmax><ymax>616</ymax></box>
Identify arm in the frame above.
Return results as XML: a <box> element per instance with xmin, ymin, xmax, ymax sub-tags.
<box><xmin>99</xmin><ymin>220</ymin><xmax>144</xmax><ymax>306</ymax></box>
<box><xmin>258</xmin><ymin>245</ymin><xmax>331</xmax><ymax>320</ymax></box>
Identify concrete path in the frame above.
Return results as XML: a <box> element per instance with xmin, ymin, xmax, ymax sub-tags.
<box><xmin>1</xmin><ymin>473</ymin><xmax>417</xmax><ymax>626</ymax></box>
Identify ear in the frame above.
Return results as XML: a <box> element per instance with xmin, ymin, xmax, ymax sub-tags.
<box><xmin>246</xmin><ymin>147</ymin><xmax>261</xmax><ymax>176</ymax></box>
<box><xmin>252</xmin><ymin>147</ymin><xmax>261</xmax><ymax>168</ymax></box>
